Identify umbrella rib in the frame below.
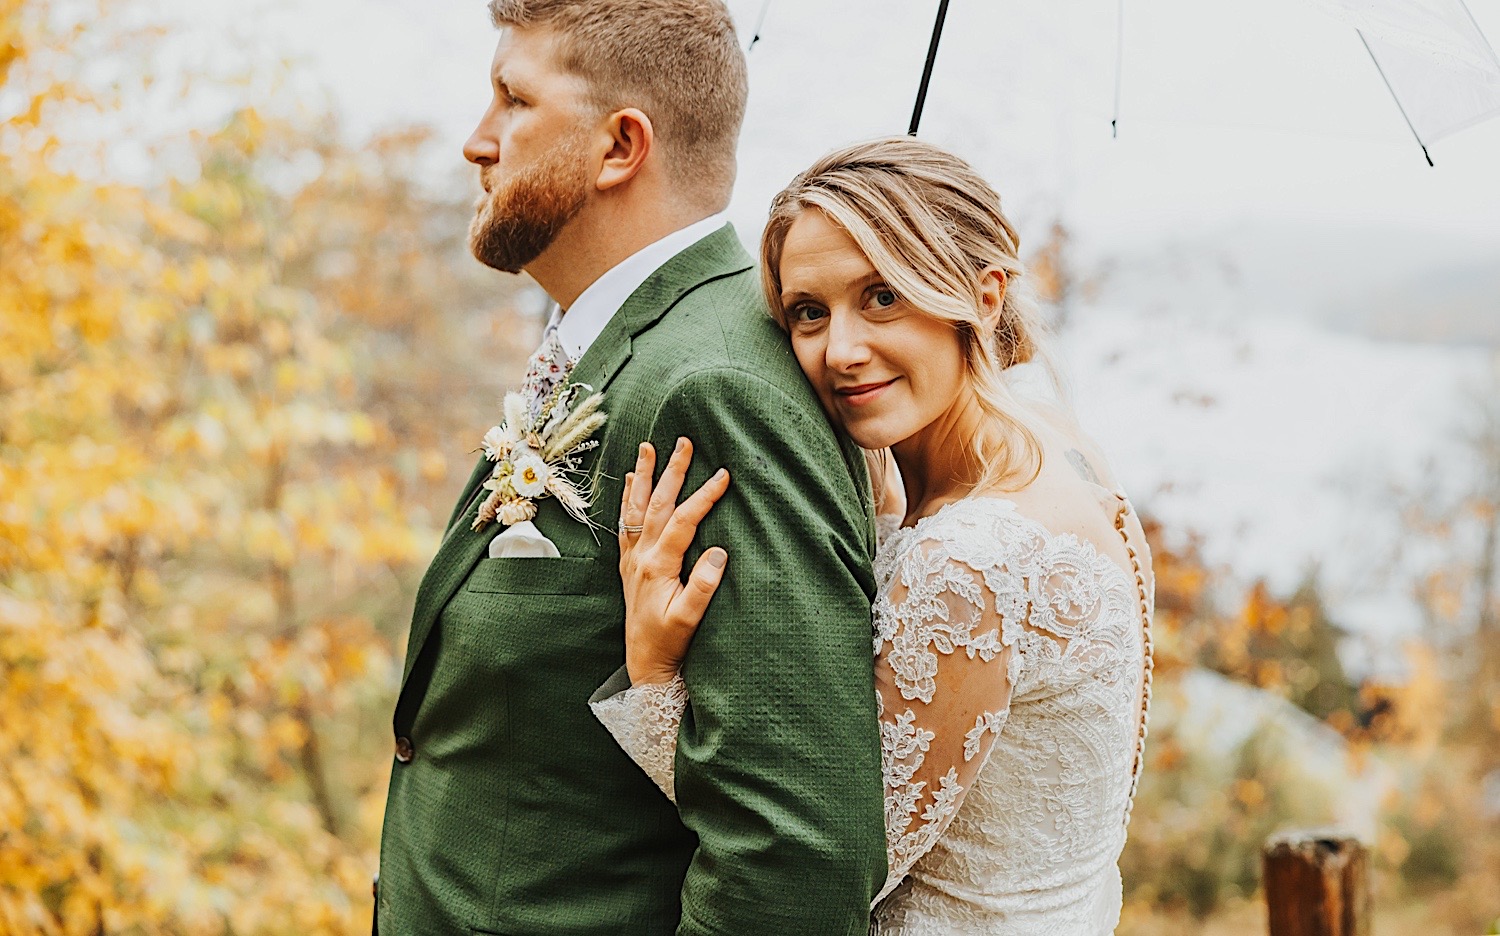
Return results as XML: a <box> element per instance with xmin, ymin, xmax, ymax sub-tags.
<box><xmin>909</xmin><ymin>0</ymin><xmax>952</xmax><ymax>136</ymax></box>
<box><xmin>747</xmin><ymin>0</ymin><xmax>773</xmax><ymax>52</ymax></box>
<box><xmin>1356</xmin><ymin>29</ymin><xmax>1434</xmax><ymax>167</ymax></box>
<box><xmin>1112</xmin><ymin>0</ymin><xmax>1124</xmax><ymax>138</ymax></box>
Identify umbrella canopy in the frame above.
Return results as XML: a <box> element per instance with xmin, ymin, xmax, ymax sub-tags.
<box><xmin>722</xmin><ymin>0</ymin><xmax>1500</xmax><ymax>260</ymax></box>
<box><xmin>904</xmin><ymin>0</ymin><xmax>1500</xmax><ymax>158</ymax></box>
<box><xmin>1305</xmin><ymin>0</ymin><xmax>1500</xmax><ymax>162</ymax></box>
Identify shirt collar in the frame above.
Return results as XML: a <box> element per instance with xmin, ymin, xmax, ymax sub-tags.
<box><xmin>550</xmin><ymin>212</ymin><xmax>730</xmax><ymax>361</ymax></box>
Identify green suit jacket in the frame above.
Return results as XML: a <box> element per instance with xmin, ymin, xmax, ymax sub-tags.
<box><xmin>377</xmin><ymin>225</ymin><xmax>887</xmax><ymax>935</ymax></box>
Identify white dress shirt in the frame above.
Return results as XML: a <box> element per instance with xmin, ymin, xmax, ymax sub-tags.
<box><xmin>547</xmin><ymin>212</ymin><xmax>729</xmax><ymax>362</ymax></box>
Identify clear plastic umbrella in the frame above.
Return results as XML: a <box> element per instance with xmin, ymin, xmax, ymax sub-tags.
<box><xmin>895</xmin><ymin>0</ymin><xmax>1500</xmax><ymax>162</ymax></box>
<box><xmin>1303</xmin><ymin>0</ymin><xmax>1500</xmax><ymax>164</ymax></box>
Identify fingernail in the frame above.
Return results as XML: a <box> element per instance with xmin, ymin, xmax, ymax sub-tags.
<box><xmin>639</xmin><ymin>443</ymin><xmax>648</xmax><ymax>456</ymax></box>
<box><xmin>713</xmin><ymin>468</ymin><xmax>728</xmax><ymax>482</ymax></box>
<box><xmin>676</xmin><ymin>437</ymin><xmax>687</xmax><ymax>453</ymax></box>
<box><xmin>707</xmin><ymin>548</ymin><xmax>727</xmax><ymax>568</ymax></box>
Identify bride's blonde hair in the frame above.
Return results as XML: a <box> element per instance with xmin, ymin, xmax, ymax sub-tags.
<box><xmin>760</xmin><ymin>137</ymin><xmax>1060</xmax><ymax>492</ymax></box>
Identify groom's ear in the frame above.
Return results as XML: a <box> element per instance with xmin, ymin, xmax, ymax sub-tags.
<box><xmin>596</xmin><ymin>108</ymin><xmax>655</xmax><ymax>192</ymax></box>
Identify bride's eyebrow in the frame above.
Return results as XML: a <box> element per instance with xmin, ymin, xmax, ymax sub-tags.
<box><xmin>783</xmin><ymin>269</ymin><xmax>885</xmax><ymax>306</ymax></box>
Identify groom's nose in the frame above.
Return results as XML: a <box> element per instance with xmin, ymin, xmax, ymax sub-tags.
<box><xmin>464</xmin><ymin>120</ymin><xmax>500</xmax><ymax>167</ymax></box>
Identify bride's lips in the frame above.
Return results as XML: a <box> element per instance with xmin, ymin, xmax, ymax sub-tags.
<box><xmin>834</xmin><ymin>378</ymin><xmax>896</xmax><ymax>407</ymax></box>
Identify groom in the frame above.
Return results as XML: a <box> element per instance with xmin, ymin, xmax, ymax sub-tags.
<box><xmin>375</xmin><ymin>1</ymin><xmax>886</xmax><ymax>933</ymax></box>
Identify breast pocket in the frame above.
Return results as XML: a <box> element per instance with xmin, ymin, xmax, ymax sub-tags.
<box><xmin>464</xmin><ymin>556</ymin><xmax>602</xmax><ymax>596</ymax></box>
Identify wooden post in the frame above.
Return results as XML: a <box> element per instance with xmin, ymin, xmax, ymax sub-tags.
<box><xmin>1263</xmin><ymin>832</ymin><xmax>1371</xmax><ymax>936</ymax></box>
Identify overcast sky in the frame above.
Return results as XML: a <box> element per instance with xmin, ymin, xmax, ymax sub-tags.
<box><xmin>148</xmin><ymin>0</ymin><xmax>1500</xmax><ymax>317</ymax></box>
<box><xmin>121</xmin><ymin>0</ymin><xmax>1498</xmax><ymax>629</ymax></box>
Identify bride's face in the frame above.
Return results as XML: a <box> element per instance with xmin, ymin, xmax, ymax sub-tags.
<box><xmin>778</xmin><ymin>209</ymin><xmax>969</xmax><ymax>452</ymax></box>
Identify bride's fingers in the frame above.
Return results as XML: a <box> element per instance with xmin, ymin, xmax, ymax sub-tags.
<box><xmin>623</xmin><ymin>442</ymin><xmax>654</xmax><ymax>536</ymax></box>
<box><xmin>642</xmin><ymin>437</ymin><xmax>692</xmax><ymax>542</ymax></box>
<box><xmin>617</xmin><ymin>472</ymin><xmax>637</xmax><ymax>551</ymax></box>
<box><xmin>668</xmin><ymin>547</ymin><xmax>728</xmax><ymax>633</ymax></box>
<box><xmin>656</xmin><ymin>468</ymin><xmax>730</xmax><ymax>559</ymax></box>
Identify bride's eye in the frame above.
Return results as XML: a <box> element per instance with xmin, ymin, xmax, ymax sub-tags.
<box><xmin>791</xmin><ymin>304</ymin><xmax>828</xmax><ymax>324</ymax></box>
<box><xmin>866</xmin><ymin>286</ymin><xmax>899</xmax><ymax>310</ymax></box>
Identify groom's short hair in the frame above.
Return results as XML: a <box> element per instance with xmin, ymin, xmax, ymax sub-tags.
<box><xmin>489</xmin><ymin>0</ymin><xmax>748</xmax><ymax>204</ymax></box>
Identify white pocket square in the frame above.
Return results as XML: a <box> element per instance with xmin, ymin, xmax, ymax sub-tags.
<box><xmin>487</xmin><ymin>520</ymin><xmax>562</xmax><ymax>559</ymax></box>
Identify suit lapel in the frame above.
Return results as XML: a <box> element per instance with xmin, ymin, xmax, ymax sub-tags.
<box><xmin>568</xmin><ymin>224</ymin><xmax>751</xmax><ymax>396</ymax></box>
<box><xmin>443</xmin><ymin>453</ymin><xmax>497</xmax><ymax>539</ymax></box>
<box><xmin>399</xmin><ymin>224</ymin><xmax>754</xmax><ymax>690</ymax></box>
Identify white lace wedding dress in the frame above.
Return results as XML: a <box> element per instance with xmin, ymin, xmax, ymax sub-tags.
<box><xmin>591</xmin><ymin>493</ymin><xmax>1155</xmax><ymax>935</ymax></box>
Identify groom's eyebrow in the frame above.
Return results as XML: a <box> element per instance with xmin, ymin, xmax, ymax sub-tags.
<box><xmin>496</xmin><ymin>69</ymin><xmax>537</xmax><ymax>101</ymax></box>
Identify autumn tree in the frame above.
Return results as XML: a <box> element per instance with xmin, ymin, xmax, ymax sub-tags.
<box><xmin>1</xmin><ymin>1</ymin><xmax>526</xmax><ymax>931</ymax></box>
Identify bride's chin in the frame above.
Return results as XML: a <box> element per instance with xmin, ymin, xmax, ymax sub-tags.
<box><xmin>816</xmin><ymin>402</ymin><xmax>898</xmax><ymax>451</ymax></box>
<box><xmin>841</xmin><ymin>421</ymin><xmax>898</xmax><ymax>453</ymax></box>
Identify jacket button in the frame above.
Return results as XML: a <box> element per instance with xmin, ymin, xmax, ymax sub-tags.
<box><xmin>394</xmin><ymin>736</ymin><xmax>414</xmax><ymax>764</ymax></box>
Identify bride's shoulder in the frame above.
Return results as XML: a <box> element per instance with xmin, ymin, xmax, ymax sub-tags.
<box><xmin>878</xmin><ymin>497</ymin><xmax>1041</xmax><ymax>566</ymax></box>
<box><xmin>1026</xmin><ymin>402</ymin><xmax>1120</xmax><ymax>493</ymax></box>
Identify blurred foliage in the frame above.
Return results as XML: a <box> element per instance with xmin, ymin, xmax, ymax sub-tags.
<box><xmin>1</xmin><ymin>0</ymin><xmax>524</xmax><ymax>931</ymax></box>
<box><xmin>1121</xmin><ymin>501</ymin><xmax>1500</xmax><ymax>932</ymax></box>
<box><xmin>1121</xmin><ymin>700</ymin><xmax>1339</xmax><ymax>918</ymax></box>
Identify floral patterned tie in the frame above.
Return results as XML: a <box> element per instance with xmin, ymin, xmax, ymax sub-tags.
<box><xmin>519</xmin><ymin>324</ymin><xmax>572</xmax><ymax>423</ymax></box>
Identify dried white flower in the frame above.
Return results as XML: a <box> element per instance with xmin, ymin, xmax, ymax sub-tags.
<box><xmin>482</xmin><ymin>425</ymin><xmax>511</xmax><ymax>461</ymax></box>
<box><xmin>510</xmin><ymin>454</ymin><xmax>551</xmax><ymax>498</ymax></box>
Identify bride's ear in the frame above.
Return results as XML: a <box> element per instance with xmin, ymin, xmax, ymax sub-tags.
<box><xmin>977</xmin><ymin>267</ymin><xmax>1008</xmax><ymax>331</ymax></box>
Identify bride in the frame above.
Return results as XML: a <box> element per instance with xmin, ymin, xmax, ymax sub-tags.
<box><xmin>591</xmin><ymin>137</ymin><xmax>1155</xmax><ymax>934</ymax></box>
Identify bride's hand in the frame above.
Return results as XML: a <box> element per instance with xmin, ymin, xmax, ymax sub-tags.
<box><xmin>618</xmin><ymin>438</ymin><xmax>731</xmax><ymax>687</ymax></box>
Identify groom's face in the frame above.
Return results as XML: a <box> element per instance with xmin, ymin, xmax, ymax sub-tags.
<box><xmin>464</xmin><ymin>28</ymin><xmax>598</xmax><ymax>274</ymax></box>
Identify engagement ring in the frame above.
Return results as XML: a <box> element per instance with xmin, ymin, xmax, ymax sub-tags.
<box><xmin>618</xmin><ymin>519</ymin><xmax>644</xmax><ymax>535</ymax></box>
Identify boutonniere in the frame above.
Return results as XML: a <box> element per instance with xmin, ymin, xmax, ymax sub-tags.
<box><xmin>472</xmin><ymin>381</ymin><xmax>607</xmax><ymax>532</ymax></box>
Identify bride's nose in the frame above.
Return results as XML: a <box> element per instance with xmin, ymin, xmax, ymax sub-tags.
<box><xmin>824</xmin><ymin>310</ymin><xmax>873</xmax><ymax>372</ymax></box>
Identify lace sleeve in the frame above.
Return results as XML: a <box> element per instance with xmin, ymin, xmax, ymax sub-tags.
<box><xmin>873</xmin><ymin>532</ymin><xmax>1017</xmax><ymax>903</ymax></box>
<box><xmin>590</xmin><ymin>527</ymin><xmax>1019</xmax><ymax>907</ymax></box>
<box><xmin>588</xmin><ymin>671</ymin><xmax>688</xmax><ymax>803</ymax></box>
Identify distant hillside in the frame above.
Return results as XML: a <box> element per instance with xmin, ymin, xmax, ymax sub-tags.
<box><xmin>1327</xmin><ymin>258</ymin><xmax>1500</xmax><ymax>345</ymax></box>
<box><xmin>1057</xmin><ymin>302</ymin><xmax>1493</xmax><ymax>656</ymax></box>
<box><xmin>1085</xmin><ymin>221</ymin><xmax>1500</xmax><ymax>347</ymax></box>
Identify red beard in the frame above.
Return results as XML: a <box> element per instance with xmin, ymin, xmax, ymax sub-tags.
<box><xmin>468</xmin><ymin>137</ymin><xmax>591</xmax><ymax>274</ymax></box>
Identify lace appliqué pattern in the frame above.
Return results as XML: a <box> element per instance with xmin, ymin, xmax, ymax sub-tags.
<box><xmin>872</xmin><ymin>527</ymin><xmax>1013</xmax><ymax>904</ymax></box>
<box><xmin>592</xmin><ymin>497</ymin><xmax>1154</xmax><ymax>936</ymax></box>
<box><xmin>870</xmin><ymin>497</ymin><xmax>1152</xmax><ymax>935</ymax></box>
<box><xmin>589</xmin><ymin>674</ymin><xmax>688</xmax><ymax>802</ymax></box>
